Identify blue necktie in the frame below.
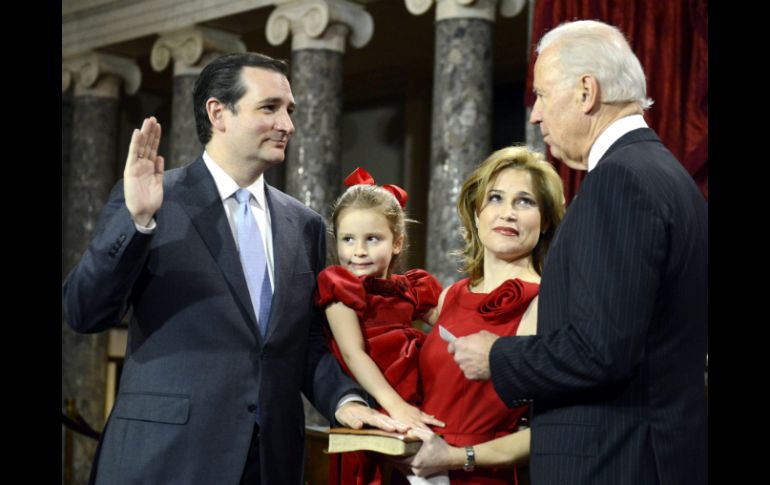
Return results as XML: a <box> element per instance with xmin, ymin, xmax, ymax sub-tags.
<box><xmin>234</xmin><ymin>189</ymin><xmax>272</xmax><ymax>337</ymax></box>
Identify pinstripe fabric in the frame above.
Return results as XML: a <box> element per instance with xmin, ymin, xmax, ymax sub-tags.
<box><xmin>489</xmin><ymin>129</ymin><xmax>707</xmax><ymax>484</ymax></box>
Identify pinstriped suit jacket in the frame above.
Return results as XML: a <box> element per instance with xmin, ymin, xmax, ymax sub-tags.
<box><xmin>63</xmin><ymin>157</ymin><xmax>361</xmax><ymax>484</ymax></box>
<box><xmin>490</xmin><ymin>129</ymin><xmax>707</xmax><ymax>484</ymax></box>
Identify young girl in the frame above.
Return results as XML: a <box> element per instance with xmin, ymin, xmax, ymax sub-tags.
<box><xmin>315</xmin><ymin>167</ymin><xmax>445</xmax><ymax>484</ymax></box>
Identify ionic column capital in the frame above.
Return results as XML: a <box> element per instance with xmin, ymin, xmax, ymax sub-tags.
<box><xmin>266</xmin><ymin>0</ymin><xmax>373</xmax><ymax>53</ymax></box>
<box><xmin>62</xmin><ymin>51</ymin><xmax>141</xmax><ymax>97</ymax></box>
<box><xmin>151</xmin><ymin>26</ymin><xmax>246</xmax><ymax>76</ymax></box>
<box><xmin>405</xmin><ymin>0</ymin><xmax>526</xmax><ymax>21</ymax></box>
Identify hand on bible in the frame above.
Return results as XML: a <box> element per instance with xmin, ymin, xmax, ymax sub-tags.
<box><xmin>335</xmin><ymin>402</ymin><xmax>410</xmax><ymax>434</ymax></box>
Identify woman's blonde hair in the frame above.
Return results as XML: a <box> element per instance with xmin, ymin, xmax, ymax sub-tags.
<box><xmin>457</xmin><ymin>146</ymin><xmax>565</xmax><ymax>285</ymax></box>
<box><xmin>330</xmin><ymin>184</ymin><xmax>410</xmax><ymax>273</ymax></box>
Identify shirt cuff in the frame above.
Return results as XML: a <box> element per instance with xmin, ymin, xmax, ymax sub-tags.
<box><xmin>134</xmin><ymin>218</ymin><xmax>157</xmax><ymax>234</ymax></box>
<box><xmin>336</xmin><ymin>393</ymin><xmax>368</xmax><ymax>411</ymax></box>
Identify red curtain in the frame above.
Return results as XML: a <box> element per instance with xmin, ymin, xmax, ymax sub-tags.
<box><xmin>524</xmin><ymin>0</ymin><xmax>708</xmax><ymax>203</ymax></box>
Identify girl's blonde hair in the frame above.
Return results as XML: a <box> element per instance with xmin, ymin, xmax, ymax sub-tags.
<box><xmin>330</xmin><ymin>184</ymin><xmax>410</xmax><ymax>273</ymax></box>
<box><xmin>457</xmin><ymin>146</ymin><xmax>565</xmax><ymax>285</ymax></box>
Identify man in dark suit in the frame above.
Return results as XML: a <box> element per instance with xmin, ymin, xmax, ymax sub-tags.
<box><xmin>446</xmin><ymin>20</ymin><xmax>707</xmax><ymax>484</ymax></box>
<box><xmin>62</xmin><ymin>52</ymin><xmax>401</xmax><ymax>485</ymax></box>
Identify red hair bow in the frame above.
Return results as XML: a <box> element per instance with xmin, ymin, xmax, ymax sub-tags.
<box><xmin>343</xmin><ymin>167</ymin><xmax>408</xmax><ymax>209</ymax></box>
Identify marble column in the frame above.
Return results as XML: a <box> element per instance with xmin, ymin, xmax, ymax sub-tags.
<box><xmin>524</xmin><ymin>0</ymin><xmax>545</xmax><ymax>153</ymax></box>
<box><xmin>405</xmin><ymin>0</ymin><xmax>525</xmax><ymax>286</ymax></box>
<box><xmin>62</xmin><ymin>93</ymin><xmax>73</xmax><ymax>280</ymax></box>
<box><xmin>151</xmin><ymin>26</ymin><xmax>246</xmax><ymax>169</ymax></box>
<box><xmin>61</xmin><ymin>52</ymin><xmax>140</xmax><ymax>485</ymax></box>
<box><xmin>266</xmin><ymin>0</ymin><xmax>373</xmax><ymax>219</ymax></box>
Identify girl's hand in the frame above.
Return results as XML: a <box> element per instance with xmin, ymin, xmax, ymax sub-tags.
<box><xmin>387</xmin><ymin>402</ymin><xmax>445</xmax><ymax>431</ymax></box>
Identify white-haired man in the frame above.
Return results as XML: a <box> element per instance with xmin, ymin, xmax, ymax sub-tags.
<box><xmin>447</xmin><ymin>20</ymin><xmax>707</xmax><ymax>484</ymax></box>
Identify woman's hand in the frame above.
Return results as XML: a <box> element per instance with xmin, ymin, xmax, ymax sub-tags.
<box><xmin>402</xmin><ymin>428</ymin><xmax>465</xmax><ymax>477</ymax></box>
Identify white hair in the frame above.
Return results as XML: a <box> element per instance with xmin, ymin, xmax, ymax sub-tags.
<box><xmin>537</xmin><ymin>20</ymin><xmax>653</xmax><ymax>110</ymax></box>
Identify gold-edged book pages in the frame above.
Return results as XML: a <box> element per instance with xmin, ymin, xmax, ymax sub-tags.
<box><xmin>327</xmin><ymin>427</ymin><xmax>422</xmax><ymax>456</ymax></box>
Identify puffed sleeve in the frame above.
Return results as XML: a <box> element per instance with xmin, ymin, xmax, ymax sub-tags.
<box><xmin>404</xmin><ymin>269</ymin><xmax>442</xmax><ymax>319</ymax></box>
<box><xmin>314</xmin><ymin>265</ymin><xmax>367</xmax><ymax>314</ymax></box>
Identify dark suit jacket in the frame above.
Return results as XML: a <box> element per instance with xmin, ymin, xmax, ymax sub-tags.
<box><xmin>490</xmin><ymin>129</ymin><xmax>707</xmax><ymax>484</ymax></box>
<box><xmin>63</xmin><ymin>157</ymin><xmax>362</xmax><ymax>484</ymax></box>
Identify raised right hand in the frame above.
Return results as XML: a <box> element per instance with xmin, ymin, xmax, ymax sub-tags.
<box><xmin>124</xmin><ymin>117</ymin><xmax>164</xmax><ymax>227</ymax></box>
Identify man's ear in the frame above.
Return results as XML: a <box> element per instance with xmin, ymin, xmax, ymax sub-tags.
<box><xmin>579</xmin><ymin>75</ymin><xmax>600</xmax><ymax>113</ymax></box>
<box><xmin>206</xmin><ymin>98</ymin><xmax>226</xmax><ymax>133</ymax></box>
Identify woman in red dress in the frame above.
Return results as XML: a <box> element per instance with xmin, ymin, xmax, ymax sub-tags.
<box><xmin>316</xmin><ymin>168</ymin><xmax>445</xmax><ymax>484</ymax></box>
<box><xmin>406</xmin><ymin>147</ymin><xmax>565</xmax><ymax>484</ymax></box>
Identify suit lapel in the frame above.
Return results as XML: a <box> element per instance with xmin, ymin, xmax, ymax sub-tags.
<box><xmin>263</xmin><ymin>185</ymin><xmax>299</xmax><ymax>342</ymax></box>
<box><xmin>177</xmin><ymin>158</ymin><xmax>261</xmax><ymax>341</ymax></box>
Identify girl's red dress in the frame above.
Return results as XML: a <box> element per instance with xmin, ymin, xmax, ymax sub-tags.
<box><xmin>315</xmin><ymin>265</ymin><xmax>441</xmax><ymax>485</ymax></box>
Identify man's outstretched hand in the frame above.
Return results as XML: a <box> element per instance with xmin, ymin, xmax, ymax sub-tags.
<box><xmin>448</xmin><ymin>330</ymin><xmax>500</xmax><ymax>380</ymax></box>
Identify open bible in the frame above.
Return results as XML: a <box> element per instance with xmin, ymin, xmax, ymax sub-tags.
<box><xmin>327</xmin><ymin>427</ymin><xmax>423</xmax><ymax>456</ymax></box>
